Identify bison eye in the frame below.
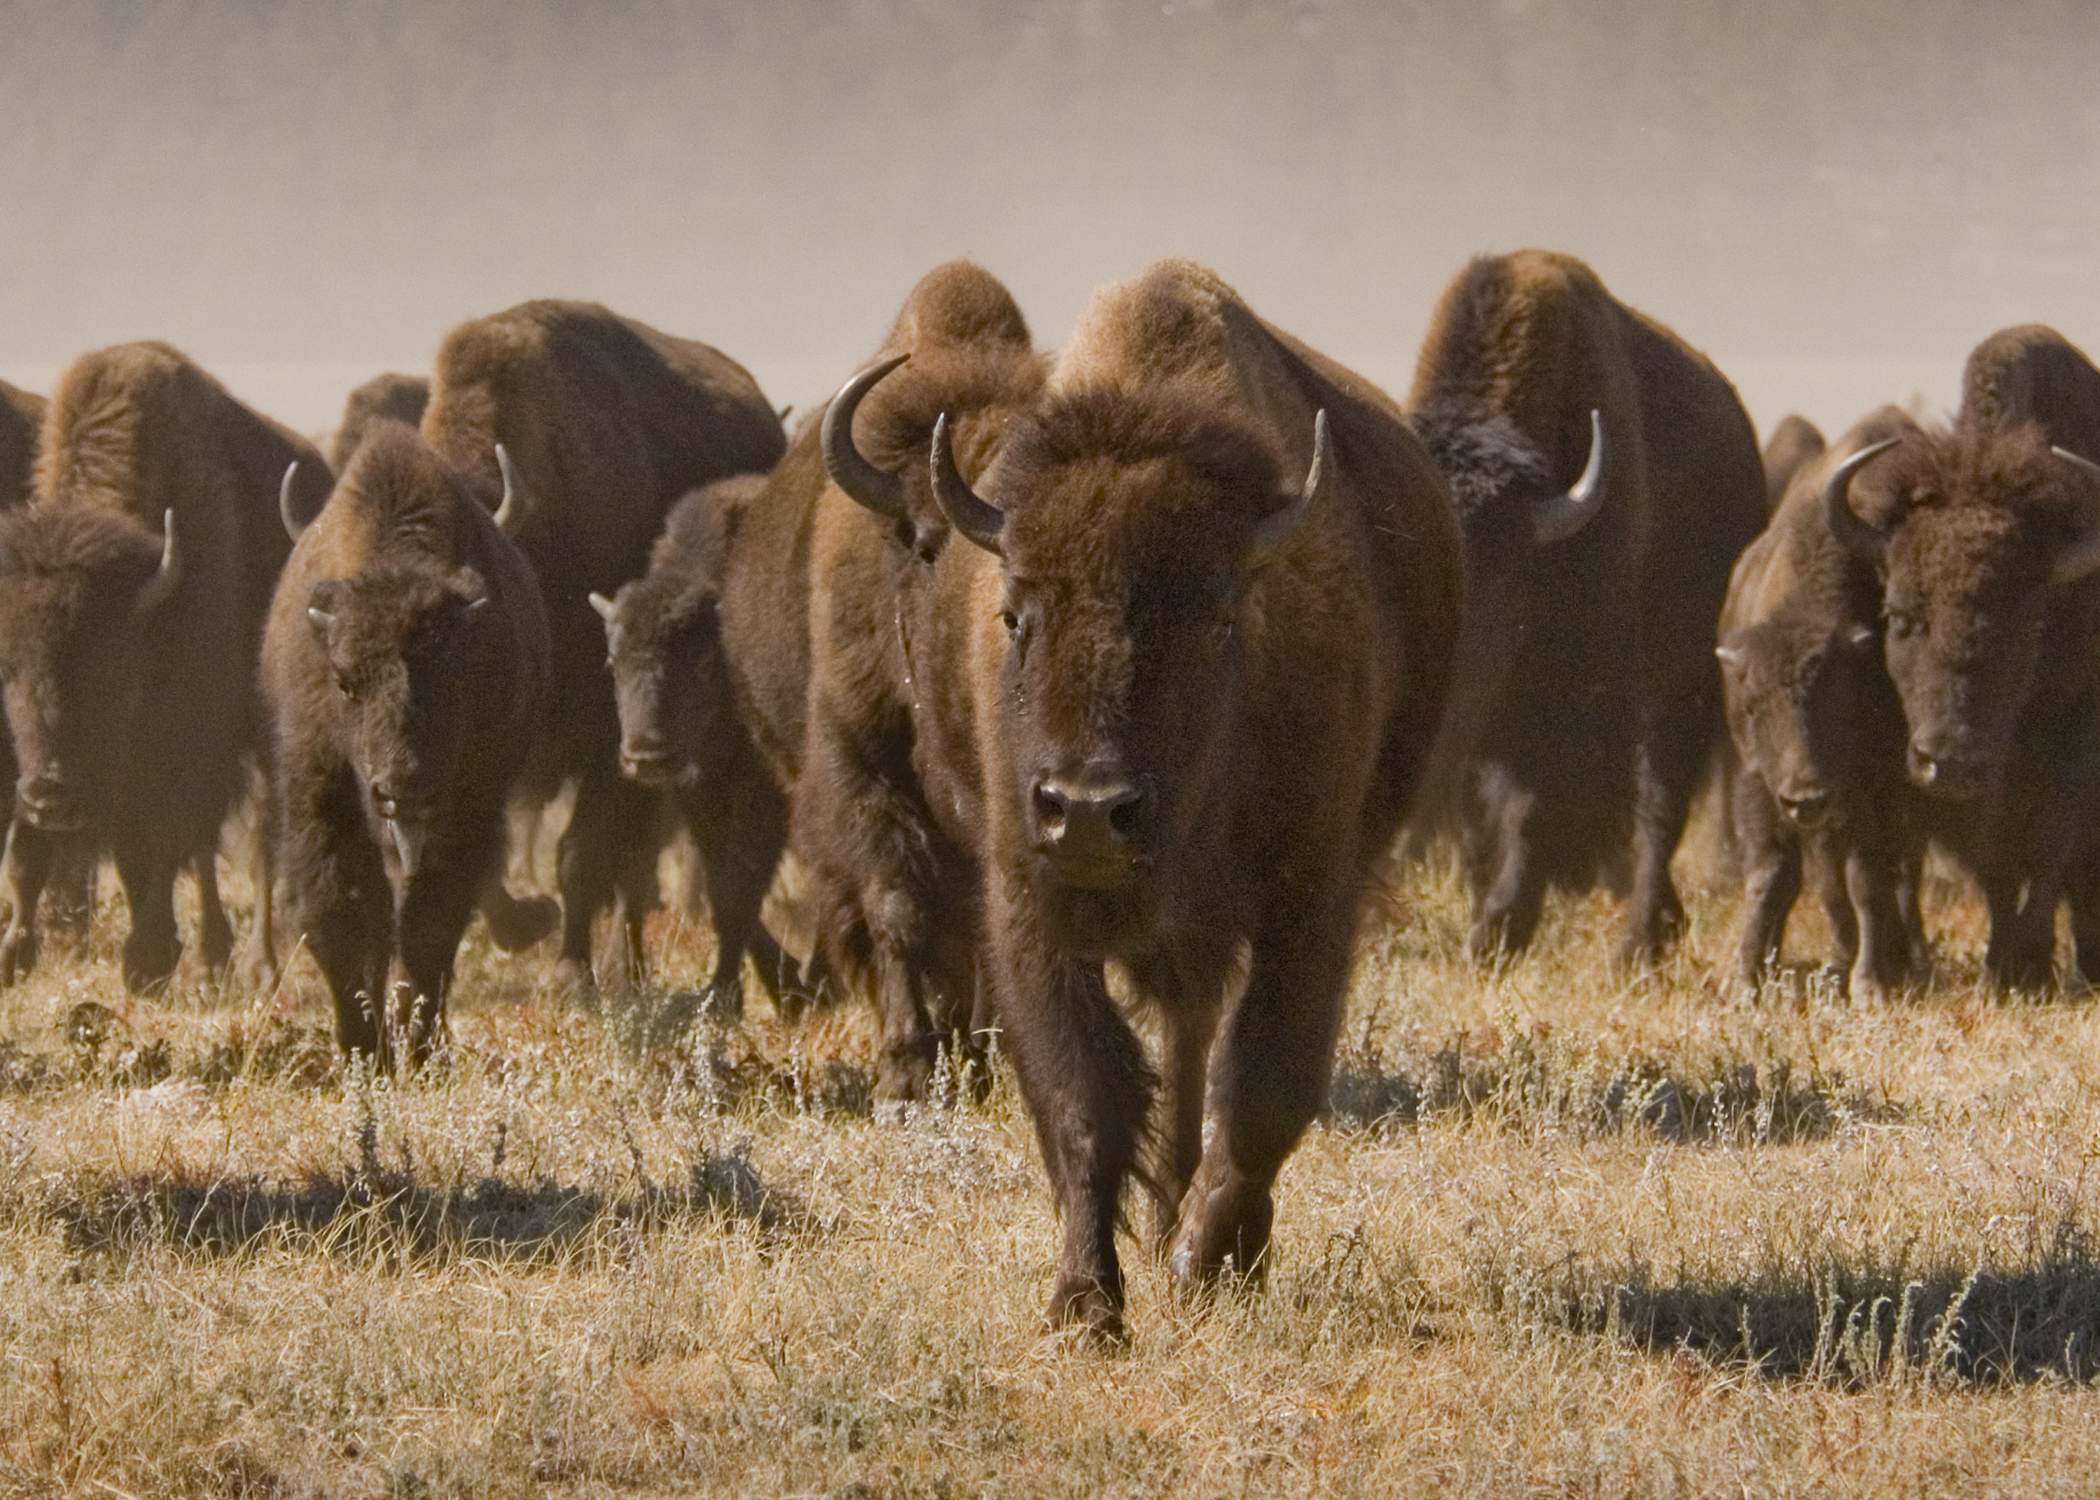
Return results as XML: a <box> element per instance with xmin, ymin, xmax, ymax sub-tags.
<box><xmin>999</xmin><ymin>608</ymin><xmax>1019</xmax><ymax>638</ymax></box>
<box><xmin>1885</xmin><ymin>611</ymin><xmax>1918</xmax><ymax>640</ymax></box>
<box><xmin>335</xmin><ymin>675</ymin><xmax>355</xmax><ymax>701</ymax></box>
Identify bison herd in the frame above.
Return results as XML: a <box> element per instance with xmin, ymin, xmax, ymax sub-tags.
<box><xmin>4</xmin><ymin>251</ymin><xmax>2099</xmax><ymax>1336</ymax></box>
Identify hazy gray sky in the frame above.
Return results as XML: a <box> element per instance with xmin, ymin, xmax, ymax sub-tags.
<box><xmin>4</xmin><ymin>0</ymin><xmax>2096</xmax><ymax>434</ymax></box>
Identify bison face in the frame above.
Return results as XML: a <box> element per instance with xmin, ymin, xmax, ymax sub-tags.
<box><xmin>1718</xmin><ymin>615</ymin><xmax>1890</xmax><ymax>832</ymax></box>
<box><xmin>592</xmin><ymin>583</ymin><xmax>727</xmax><ymax>789</ymax></box>
<box><xmin>936</xmin><ymin>392</ymin><xmax>1320</xmax><ymax>951</ymax></box>
<box><xmin>0</xmin><ymin>508</ymin><xmax>180</xmax><ymax>832</ymax></box>
<box><xmin>305</xmin><ymin>561</ymin><xmax>491</xmax><ymax>879</ymax></box>
<box><xmin>1879</xmin><ymin>507</ymin><xmax>2055</xmax><ymax>801</ymax></box>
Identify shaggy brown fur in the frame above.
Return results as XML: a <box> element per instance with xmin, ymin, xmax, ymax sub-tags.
<box><xmin>598</xmin><ymin>476</ymin><xmax>825</xmax><ymax>1020</ymax></box>
<box><xmin>262</xmin><ymin>422</ymin><xmax>550</xmax><ymax>1064</ymax></box>
<box><xmin>796</xmin><ymin>261</ymin><xmax>1048</xmax><ymax>1101</ymax></box>
<box><xmin>1837</xmin><ymin>416</ymin><xmax>2100</xmax><ymax>989</ymax></box>
<box><xmin>419</xmin><ymin>301</ymin><xmax>785</xmax><ymax>989</ymax></box>
<box><xmin>0</xmin><ymin>343</ymin><xmax>329</xmax><ymax>991</ymax></box>
<box><xmin>1405</xmin><ymin>250</ymin><xmax>1768</xmax><ymax>965</ymax></box>
<box><xmin>1762</xmin><ymin>413</ymin><xmax>1826</xmax><ymax>512</ymax></box>
<box><xmin>1718</xmin><ymin>408</ymin><xmax>1927</xmax><ymax>1001</ymax></box>
<box><xmin>328</xmin><ymin>372</ymin><xmax>430</xmax><ymax>475</ymax></box>
<box><xmin>910</xmin><ymin>260</ymin><xmax>1463</xmax><ymax>1339</ymax></box>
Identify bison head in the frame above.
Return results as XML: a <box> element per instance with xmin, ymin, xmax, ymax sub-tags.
<box><xmin>304</xmin><ymin>559</ymin><xmax>493</xmax><ymax>881</ymax></box>
<box><xmin>1826</xmin><ymin>426</ymin><xmax>2100</xmax><ymax>801</ymax></box>
<box><xmin>589</xmin><ymin>576</ymin><xmax>731</xmax><ymax>789</ymax></box>
<box><xmin>934</xmin><ymin>386</ymin><xmax>1322</xmax><ymax>951</ymax></box>
<box><xmin>1717</xmin><ymin>612</ymin><xmax>1893</xmax><ymax>832</ymax></box>
<box><xmin>0</xmin><ymin>505</ymin><xmax>180</xmax><ymax>832</ymax></box>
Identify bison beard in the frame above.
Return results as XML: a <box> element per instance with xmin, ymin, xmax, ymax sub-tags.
<box><xmin>265</xmin><ymin>422</ymin><xmax>549</xmax><ymax>1067</ymax></box>
<box><xmin>903</xmin><ymin>261</ymin><xmax>1462</xmax><ymax>1339</ymax></box>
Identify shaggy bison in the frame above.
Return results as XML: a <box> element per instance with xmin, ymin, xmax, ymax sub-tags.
<box><xmin>263</xmin><ymin>422</ymin><xmax>549</xmax><ymax>1064</ymax></box>
<box><xmin>798</xmin><ymin>260</ymin><xmax>1047</xmax><ymax>1100</ymax></box>
<box><xmin>0</xmin><ymin>343</ymin><xmax>330</xmax><ymax>990</ymax></box>
<box><xmin>418</xmin><ymin>301</ymin><xmax>785</xmax><ymax>989</ymax></box>
<box><xmin>1405</xmin><ymin>250</ymin><xmax>1767</xmax><ymax>964</ymax></box>
<box><xmin>1718</xmin><ymin>408</ymin><xmax>1928</xmax><ymax>1001</ymax></box>
<box><xmin>907</xmin><ymin>261</ymin><xmax>1463</xmax><ymax>1337</ymax></box>
<box><xmin>1826</xmin><ymin>401</ymin><xmax>2100</xmax><ymax>990</ymax></box>
<box><xmin>592</xmin><ymin>475</ymin><xmax>822</xmax><ymax>1020</ymax></box>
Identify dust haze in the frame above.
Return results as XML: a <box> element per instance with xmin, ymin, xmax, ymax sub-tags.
<box><xmin>3</xmin><ymin>0</ymin><xmax>2096</xmax><ymax>437</ymax></box>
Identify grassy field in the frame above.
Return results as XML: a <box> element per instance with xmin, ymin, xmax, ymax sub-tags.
<box><xmin>2</xmin><ymin>830</ymin><xmax>2099</xmax><ymax>1498</ymax></box>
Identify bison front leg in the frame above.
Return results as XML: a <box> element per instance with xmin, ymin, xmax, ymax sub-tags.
<box><xmin>1170</xmin><ymin>895</ymin><xmax>1354</xmax><ymax>1294</ymax></box>
<box><xmin>990</xmin><ymin>879</ymin><xmax>1152</xmax><ymax>1343</ymax></box>
<box><xmin>113</xmin><ymin>843</ymin><xmax>182</xmax><ymax>993</ymax></box>
<box><xmin>675</xmin><ymin>772</ymin><xmax>791</xmax><ymax>1023</ymax></box>
<box><xmin>1623</xmin><ymin>736</ymin><xmax>1697</xmax><ymax>966</ymax></box>
<box><xmin>1730</xmin><ymin>774</ymin><xmax>1801</xmax><ymax>999</ymax></box>
<box><xmin>1462</xmin><ymin>764</ymin><xmax>1545</xmax><ymax>959</ymax></box>
<box><xmin>192</xmin><ymin>851</ymin><xmax>233</xmax><ymax>974</ymax></box>
<box><xmin>1842</xmin><ymin>837</ymin><xmax>1920</xmax><ymax>1004</ymax></box>
<box><xmin>0</xmin><ymin>818</ymin><xmax>54</xmax><ymax>985</ymax></box>
<box><xmin>283</xmin><ymin>766</ymin><xmax>393</xmax><ymax>1057</ymax></box>
<box><xmin>556</xmin><ymin>768</ymin><xmax>658</xmax><ymax>991</ymax></box>
<box><xmin>1126</xmin><ymin>947</ymin><xmax>1232</xmax><ymax>1251</ymax></box>
<box><xmin>394</xmin><ymin>859</ymin><xmax>484</xmax><ymax>1071</ymax></box>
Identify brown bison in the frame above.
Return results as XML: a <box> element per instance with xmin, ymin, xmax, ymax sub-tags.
<box><xmin>907</xmin><ymin>261</ymin><xmax>1463</xmax><ymax>1337</ymax></box>
<box><xmin>418</xmin><ymin>301</ymin><xmax>786</xmax><ymax>989</ymax></box>
<box><xmin>797</xmin><ymin>260</ymin><xmax>1047</xmax><ymax>1100</ymax></box>
<box><xmin>0</xmin><ymin>343</ymin><xmax>330</xmax><ymax>990</ymax></box>
<box><xmin>1762</xmin><ymin>413</ymin><xmax>1826</xmax><ymax>512</ymax></box>
<box><xmin>328</xmin><ymin>372</ymin><xmax>430</xmax><ymax>475</ymax></box>
<box><xmin>591</xmin><ymin>475</ymin><xmax>823</xmax><ymax>1019</ymax></box>
<box><xmin>263</xmin><ymin>421</ymin><xmax>549</xmax><ymax>1064</ymax></box>
<box><xmin>1405</xmin><ymin>250</ymin><xmax>1767</xmax><ymax>964</ymax></box>
<box><xmin>1826</xmin><ymin>387</ymin><xmax>2100</xmax><ymax>990</ymax></box>
<box><xmin>1718</xmin><ymin>408</ymin><xmax>1929</xmax><ymax>1001</ymax></box>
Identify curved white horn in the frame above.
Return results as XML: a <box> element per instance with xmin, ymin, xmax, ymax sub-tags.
<box><xmin>2050</xmin><ymin>445</ymin><xmax>2100</xmax><ymax>585</ymax></box>
<box><xmin>1531</xmin><ymin>409</ymin><xmax>1609</xmax><ymax>545</ymax></box>
<box><xmin>1822</xmin><ymin>438</ymin><xmax>1900</xmax><ymax>566</ymax></box>
<box><xmin>280</xmin><ymin>461</ymin><xmax>307</xmax><ymax>542</ymax></box>
<box><xmin>493</xmin><ymin>444</ymin><xmax>520</xmax><ymax>530</ymax></box>
<box><xmin>134</xmin><ymin>509</ymin><xmax>180</xmax><ymax>612</ymax></box>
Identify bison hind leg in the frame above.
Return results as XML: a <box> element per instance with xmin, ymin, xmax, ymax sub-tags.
<box><xmin>478</xmin><ymin>876</ymin><xmax>559</xmax><ymax>953</ymax></box>
<box><xmin>193</xmin><ymin>852</ymin><xmax>234</xmax><ymax>974</ymax></box>
<box><xmin>115</xmin><ymin>846</ymin><xmax>183</xmax><ymax>993</ymax></box>
<box><xmin>0</xmin><ymin>819</ymin><xmax>55</xmax><ymax>986</ymax></box>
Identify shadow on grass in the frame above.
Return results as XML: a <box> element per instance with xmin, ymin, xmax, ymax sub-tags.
<box><xmin>46</xmin><ymin>1142</ymin><xmax>815</xmax><ymax>1268</ymax></box>
<box><xmin>1328</xmin><ymin>1024</ymin><xmax>1897</xmax><ymax>1145</ymax></box>
<box><xmin>1487</xmin><ymin>1218</ymin><xmax>2100</xmax><ymax>1386</ymax></box>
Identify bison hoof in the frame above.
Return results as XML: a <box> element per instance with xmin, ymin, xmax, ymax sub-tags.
<box><xmin>1044</xmin><ymin>1272</ymin><xmax>1127</xmax><ymax>1348</ymax></box>
<box><xmin>875</xmin><ymin>1047</ymin><xmax>935</xmax><ymax>1105</ymax></box>
<box><xmin>122</xmin><ymin>933</ymin><xmax>181</xmax><ymax>994</ymax></box>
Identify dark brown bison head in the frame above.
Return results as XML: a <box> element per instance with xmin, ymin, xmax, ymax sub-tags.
<box><xmin>933</xmin><ymin>386</ymin><xmax>1322</xmax><ymax>951</ymax></box>
<box><xmin>1717</xmin><ymin>611</ymin><xmax>1889</xmax><ymax>832</ymax></box>
<box><xmin>1826</xmin><ymin>426</ymin><xmax>2100</xmax><ymax>801</ymax></box>
<box><xmin>304</xmin><ymin>558</ymin><xmax>494</xmax><ymax>879</ymax></box>
<box><xmin>590</xmin><ymin>575</ymin><xmax>732</xmax><ymax>790</ymax></box>
<box><xmin>0</xmin><ymin>505</ymin><xmax>180</xmax><ymax>831</ymax></box>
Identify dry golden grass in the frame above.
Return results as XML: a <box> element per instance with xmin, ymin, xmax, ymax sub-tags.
<box><xmin>2</xmin><ymin>828</ymin><xmax>2100</xmax><ymax>1497</ymax></box>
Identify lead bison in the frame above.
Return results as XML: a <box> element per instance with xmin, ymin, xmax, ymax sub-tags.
<box><xmin>263</xmin><ymin>421</ymin><xmax>549</xmax><ymax>1064</ymax></box>
<box><xmin>906</xmin><ymin>261</ymin><xmax>1463</xmax><ymax>1338</ymax></box>
<box><xmin>1826</xmin><ymin>379</ymin><xmax>2100</xmax><ymax>990</ymax></box>
<box><xmin>418</xmin><ymin>301</ymin><xmax>786</xmax><ymax>988</ymax></box>
<box><xmin>1405</xmin><ymin>250</ymin><xmax>1767</xmax><ymax>963</ymax></box>
<box><xmin>592</xmin><ymin>475</ymin><xmax>824</xmax><ymax>1020</ymax></box>
<box><xmin>797</xmin><ymin>260</ymin><xmax>1048</xmax><ymax>1100</ymax></box>
<box><xmin>0</xmin><ymin>343</ymin><xmax>330</xmax><ymax>990</ymax></box>
<box><xmin>1718</xmin><ymin>407</ymin><xmax>1929</xmax><ymax>1001</ymax></box>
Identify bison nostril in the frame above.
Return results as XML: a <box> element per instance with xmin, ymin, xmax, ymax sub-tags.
<box><xmin>1033</xmin><ymin>783</ymin><xmax>1068</xmax><ymax>837</ymax></box>
<box><xmin>1106</xmin><ymin>789</ymin><xmax>1143</xmax><ymax>837</ymax></box>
